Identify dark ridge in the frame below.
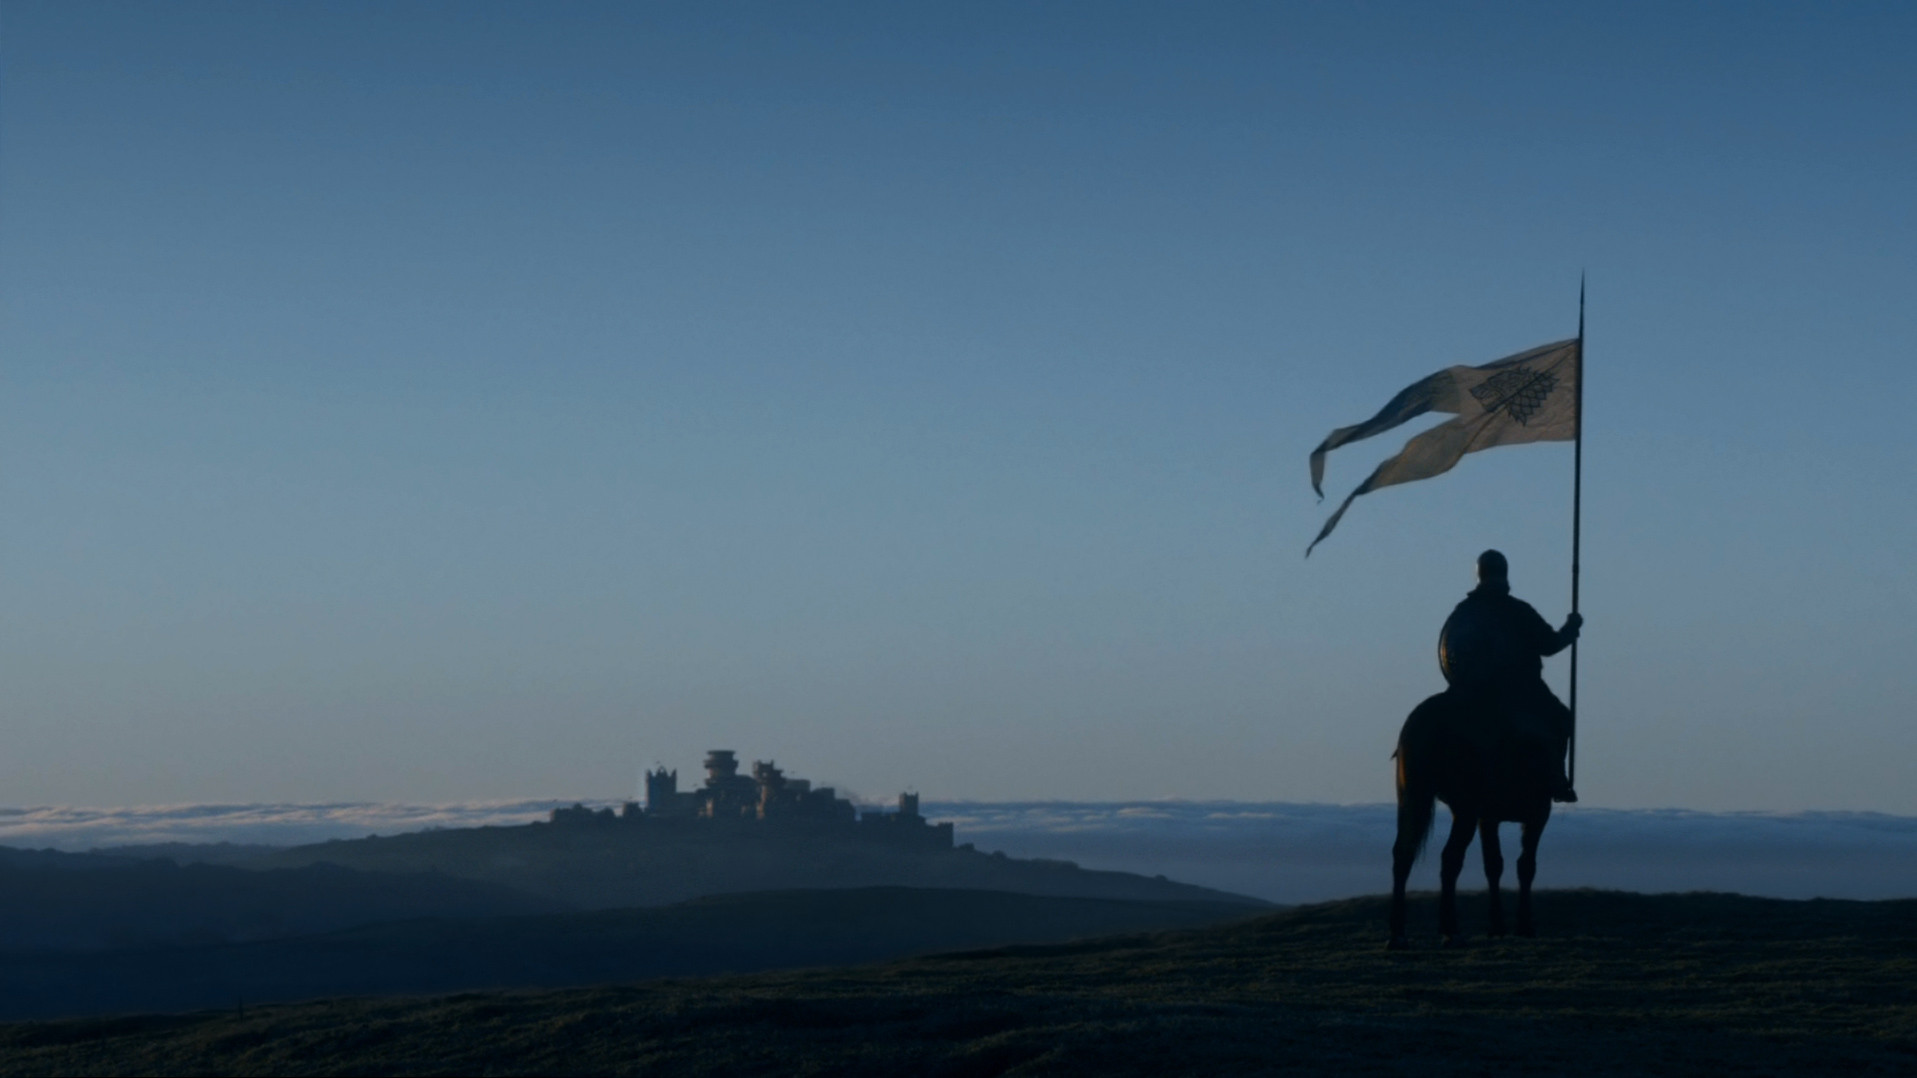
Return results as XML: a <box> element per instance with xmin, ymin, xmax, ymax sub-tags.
<box><xmin>95</xmin><ymin>842</ymin><xmax>287</xmax><ymax>867</ymax></box>
<box><xmin>0</xmin><ymin>851</ymin><xmax>564</xmax><ymax>952</ymax></box>
<box><xmin>244</xmin><ymin>820</ymin><xmax>1270</xmax><ymax>908</ymax></box>
<box><xmin>0</xmin><ymin>887</ymin><xmax>1261</xmax><ymax>1021</ymax></box>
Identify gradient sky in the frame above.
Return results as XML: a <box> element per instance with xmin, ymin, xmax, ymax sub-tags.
<box><xmin>1</xmin><ymin>2</ymin><xmax>1912</xmax><ymax>811</ymax></box>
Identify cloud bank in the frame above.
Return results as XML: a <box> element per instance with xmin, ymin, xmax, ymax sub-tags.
<box><xmin>0</xmin><ymin>801</ymin><xmax>591</xmax><ymax>852</ymax></box>
<box><xmin>931</xmin><ymin>802</ymin><xmax>1917</xmax><ymax>903</ymax></box>
<box><xmin>3</xmin><ymin>800</ymin><xmax>1912</xmax><ymax>904</ymax></box>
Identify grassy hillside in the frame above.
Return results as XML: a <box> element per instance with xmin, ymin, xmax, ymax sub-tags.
<box><xmin>1</xmin><ymin>890</ymin><xmax>1911</xmax><ymax>1075</ymax></box>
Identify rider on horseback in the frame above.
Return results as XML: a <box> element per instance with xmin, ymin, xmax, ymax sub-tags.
<box><xmin>1437</xmin><ymin>549</ymin><xmax>1583</xmax><ymax>803</ymax></box>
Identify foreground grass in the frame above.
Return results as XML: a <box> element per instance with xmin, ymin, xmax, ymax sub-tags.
<box><xmin>1</xmin><ymin>890</ymin><xmax>1912</xmax><ymax>1075</ymax></box>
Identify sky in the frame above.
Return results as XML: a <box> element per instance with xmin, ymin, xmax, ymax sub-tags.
<box><xmin>0</xmin><ymin>2</ymin><xmax>1912</xmax><ymax>812</ymax></box>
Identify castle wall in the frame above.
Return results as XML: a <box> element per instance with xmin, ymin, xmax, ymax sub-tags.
<box><xmin>559</xmin><ymin>751</ymin><xmax>952</xmax><ymax>850</ymax></box>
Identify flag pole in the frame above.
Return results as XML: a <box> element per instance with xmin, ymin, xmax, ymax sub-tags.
<box><xmin>1568</xmin><ymin>275</ymin><xmax>1584</xmax><ymax>787</ymax></box>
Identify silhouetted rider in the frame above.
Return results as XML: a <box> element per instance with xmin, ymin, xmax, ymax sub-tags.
<box><xmin>1437</xmin><ymin>549</ymin><xmax>1583</xmax><ymax>803</ymax></box>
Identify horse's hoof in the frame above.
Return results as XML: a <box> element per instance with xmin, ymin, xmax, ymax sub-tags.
<box><xmin>1386</xmin><ymin>935</ymin><xmax>1411</xmax><ymax>951</ymax></box>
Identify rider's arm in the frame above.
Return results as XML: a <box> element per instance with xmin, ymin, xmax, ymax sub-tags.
<box><xmin>1518</xmin><ymin>601</ymin><xmax>1579</xmax><ymax>657</ymax></box>
<box><xmin>1541</xmin><ymin>612</ymin><xmax>1583</xmax><ymax>656</ymax></box>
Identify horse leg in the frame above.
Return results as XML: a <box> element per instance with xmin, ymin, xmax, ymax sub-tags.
<box><xmin>1389</xmin><ymin>831</ymin><xmax>1415</xmax><ymax>949</ymax></box>
<box><xmin>1388</xmin><ymin>817</ymin><xmax>1421</xmax><ymax>949</ymax></box>
<box><xmin>1515</xmin><ymin>811</ymin><xmax>1549</xmax><ymax>938</ymax></box>
<box><xmin>1388</xmin><ymin>756</ymin><xmax>1435</xmax><ymax>950</ymax></box>
<box><xmin>1479</xmin><ymin>818</ymin><xmax>1506</xmax><ymax>938</ymax></box>
<box><xmin>1437</xmin><ymin>808</ymin><xmax>1476</xmax><ymax>946</ymax></box>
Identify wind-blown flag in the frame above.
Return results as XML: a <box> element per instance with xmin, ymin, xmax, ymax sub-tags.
<box><xmin>1307</xmin><ymin>338</ymin><xmax>1580</xmax><ymax>554</ymax></box>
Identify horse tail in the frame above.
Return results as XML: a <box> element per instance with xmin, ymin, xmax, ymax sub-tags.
<box><xmin>1392</xmin><ymin>695</ymin><xmax>1446</xmax><ymax>868</ymax></box>
<box><xmin>1395</xmin><ymin>752</ymin><xmax>1436</xmax><ymax>866</ymax></box>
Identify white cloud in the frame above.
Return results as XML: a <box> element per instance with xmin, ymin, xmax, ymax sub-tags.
<box><xmin>0</xmin><ymin>800</ymin><xmax>610</xmax><ymax>851</ymax></box>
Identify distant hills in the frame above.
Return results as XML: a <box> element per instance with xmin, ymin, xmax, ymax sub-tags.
<box><xmin>0</xmin><ymin>887</ymin><xmax>1258</xmax><ymax>1021</ymax></box>
<box><xmin>0</xmin><ymin>848</ymin><xmax>560</xmax><ymax>951</ymax></box>
<box><xmin>237</xmin><ymin>817</ymin><xmax>1268</xmax><ymax>909</ymax></box>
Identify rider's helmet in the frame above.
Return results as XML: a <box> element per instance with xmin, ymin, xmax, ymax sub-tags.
<box><xmin>1476</xmin><ymin>549</ymin><xmax>1509</xmax><ymax>587</ymax></box>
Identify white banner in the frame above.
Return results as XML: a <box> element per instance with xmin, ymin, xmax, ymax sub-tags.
<box><xmin>1308</xmin><ymin>339</ymin><xmax>1579</xmax><ymax>554</ymax></box>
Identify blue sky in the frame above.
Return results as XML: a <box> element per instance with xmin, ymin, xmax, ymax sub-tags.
<box><xmin>1</xmin><ymin>2</ymin><xmax>1912</xmax><ymax>810</ymax></box>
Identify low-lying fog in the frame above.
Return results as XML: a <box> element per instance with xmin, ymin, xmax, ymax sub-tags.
<box><xmin>3</xmin><ymin>801</ymin><xmax>1911</xmax><ymax>905</ymax></box>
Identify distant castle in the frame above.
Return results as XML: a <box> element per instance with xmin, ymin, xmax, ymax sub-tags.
<box><xmin>547</xmin><ymin>750</ymin><xmax>953</xmax><ymax>850</ymax></box>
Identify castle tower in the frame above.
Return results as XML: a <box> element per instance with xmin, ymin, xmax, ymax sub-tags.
<box><xmin>752</xmin><ymin>760</ymin><xmax>786</xmax><ymax>790</ymax></box>
<box><xmin>704</xmin><ymin>750</ymin><xmax>739</xmax><ymax>786</ymax></box>
<box><xmin>645</xmin><ymin>768</ymin><xmax>679</xmax><ymax>812</ymax></box>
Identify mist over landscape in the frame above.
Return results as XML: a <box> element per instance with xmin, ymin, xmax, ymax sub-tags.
<box><xmin>7</xmin><ymin>799</ymin><xmax>1912</xmax><ymax>906</ymax></box>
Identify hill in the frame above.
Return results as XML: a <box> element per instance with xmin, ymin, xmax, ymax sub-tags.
<box><xmin>1</xmin><ymin>890</ymin><xmax>1910</xmax><ymax>1075</ymax></box>
<box><xmin>0</xmin><ymin>887</ymin><xmax>1258</xmax><ymax>1022</ymax></box>
<box><xmin>0</xmin><ymin>850</ymin><xmax>563</xmax><ymax>951</ymax></box>
<box><xmin>243</xmin><ymin>819</ymin><xmax>1266</xmax><ymax>908</ymax></box>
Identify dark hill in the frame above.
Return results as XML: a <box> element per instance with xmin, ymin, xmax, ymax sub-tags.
<box><xmin>245</xmin><ymin>819</ymin><xmax>1266</xmax><ymax>908</ymax></box>
<box><xmin>2</xmin><ymin>890</ymin><xmax>1910</xmax><ymax>1075</ymax></box>
<box><xmin>0</xmin><ymin>887</ymin><xmax>1258</xmax><ymax>1021</ymax></box>
<box><xmin>0</xmin><ymin>851</ymin><xmax>563</xmax><ymax>952</ymax></box>
<box><xmin>96</xmin><ymin>843</ymin><xmax>286</xmax><ymax>867</ymax></box>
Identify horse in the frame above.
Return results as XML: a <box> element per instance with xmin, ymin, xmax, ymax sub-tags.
<box><xmin>1387</xmin><ymin>689</ymin><xmax>1555</xmax><ymax>949</ymax></box>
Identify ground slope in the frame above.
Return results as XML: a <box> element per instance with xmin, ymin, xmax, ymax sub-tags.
<box><xmin>2</xmin><ymin>890</ymin><xmax>1912</xmax><ymax>1076</ymax></box>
